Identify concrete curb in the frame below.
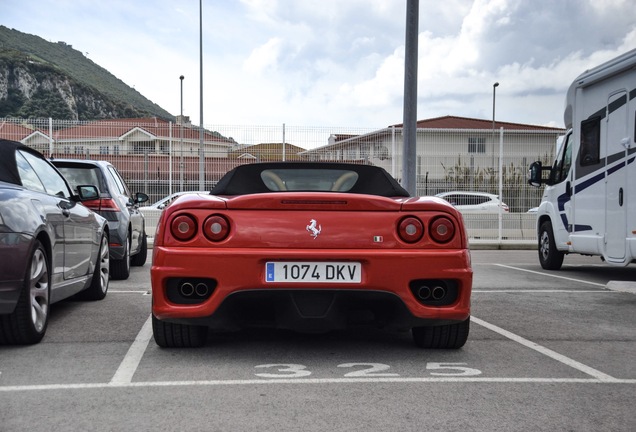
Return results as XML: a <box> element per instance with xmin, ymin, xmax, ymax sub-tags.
<box><xmin>469</xmin><ymin>241</ymin><xmax>536</xmax><ymax>250</ymax></box>
<box><xmin>606</xmin><ymin>281</ymin><xmax>636</xmax><ymax>294</ymax></box>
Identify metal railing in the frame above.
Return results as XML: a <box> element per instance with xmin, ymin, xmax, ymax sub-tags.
<box><xmin>1</xmin><ymin>117</ymin><xmax>560</xmax><ymax>243</ymax></box>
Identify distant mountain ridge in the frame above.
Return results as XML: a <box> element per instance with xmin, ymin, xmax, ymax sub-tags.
<box><xmin>0</xmin><ymin>25</ymin><xmax>174</xmax><ymax>121</ymax></box>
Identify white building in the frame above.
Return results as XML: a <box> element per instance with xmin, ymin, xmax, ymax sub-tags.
<box><xmin>301</xmin><ymin>116</ymin><xmax>565</xmax><ymax>199</ymax></box>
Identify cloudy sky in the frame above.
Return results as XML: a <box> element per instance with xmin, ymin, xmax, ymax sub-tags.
<box><xmin>3</xmin><ymin>0</ymin><xmax>636</xmax><ymax>130</ymax></box>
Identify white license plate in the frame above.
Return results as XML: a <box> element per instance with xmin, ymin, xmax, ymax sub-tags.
<box><xmin>265</xmin><ymin>262</ymin><xmax>361</xmax><ymax>283</ymax></box>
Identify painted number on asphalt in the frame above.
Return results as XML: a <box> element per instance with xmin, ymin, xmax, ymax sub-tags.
<box><xmin>338</xmin><ymin>363</ymin><xmax>399</xmax><ymax>377</ymax></box>
<box><xmin>254</xmin><ymin>362</ymin><xmax>482</xmax><ymax>378</ymax></box>
<box><xmin>254</xmin><ymin>364</ymin><xmax>312</xmax><ymax>378</ymax></box>
<box><xmin>426</xmin><ymin>362</ymin><xmax>482</xmax><ymax>376</ymax></box>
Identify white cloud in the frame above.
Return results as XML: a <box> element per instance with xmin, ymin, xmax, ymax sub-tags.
<box><xmin>2</xmin><ymin>0</ymin><xmax>636</xmax><ymax>135</ymax></box>
<box><xmin>243</xmin><ymin>37</ymin><xmax>284</xmax><ymax>74</ymax></box>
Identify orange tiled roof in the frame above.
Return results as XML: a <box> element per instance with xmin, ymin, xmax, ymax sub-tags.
<box><xmin>391</xmin><ymin>115</ymin><xmax>564</xmax><ymax>131</ymax></box>
<box><xmin>228</xmin><ymin>142</ymin><xmax>307</xmax><ymax>160</ymax></box>
<box><xmin>0</xmin><ymin>121</ymin><xmax>44</xmax><ymax>141</ymax></box>
<box><xmin>50</xmin><ymin>117</ymin><xmax>233</xmax><ymax>143</ymax></box>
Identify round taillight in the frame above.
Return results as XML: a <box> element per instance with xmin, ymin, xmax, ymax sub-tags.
<box><xmin>171</xmin><ymin>214</ymin><xmax>197</xmax><ymax>241</ymax></box>
<box><xmin>203</xmin><ymin>215</ymin><xmax>230</xmax><ymax>242</ymax></box>
<box><xmin>398</xmin><ymin>216</ymin><xmax>424</xmax><ymax>243</ymax></box>
<box><xmin>430</xmin><ymin>217</ymin><xmax>455</xmax><ymax>243</ymax></box>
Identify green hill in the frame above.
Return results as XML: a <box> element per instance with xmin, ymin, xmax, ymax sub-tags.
<box><xmin>0</xmin><ymin>25</ymin><xmax>174</xmax><ymax>120</ymax></box>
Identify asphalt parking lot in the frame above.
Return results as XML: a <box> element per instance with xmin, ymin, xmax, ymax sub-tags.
<box><xmin>1</xmin><ymin>249</ymin><xmax>635</xmax><ymax>431</ymax></box>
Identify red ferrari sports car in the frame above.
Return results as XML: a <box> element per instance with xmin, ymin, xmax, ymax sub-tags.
<box><xmin>151</xmin><ymin>162</ymin><xmax>472</xmax><ymax>348</ymax></box>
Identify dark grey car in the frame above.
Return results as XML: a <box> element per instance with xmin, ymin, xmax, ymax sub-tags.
<box><xmin>51</xmin><ymin>159</ymin><xmax>149</xmax><ymax>280</ymax></box>
<box><xmin>0</xmin><ymin>140</ymin><xmax>110</xmax><ymax>345</ymax></box>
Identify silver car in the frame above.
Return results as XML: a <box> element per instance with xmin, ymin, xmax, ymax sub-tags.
<box><xmin>139</xmin><ymin>191</ymin><xmax>209</xmax><ymax>237</ymax></box>
<box><xmin>52</xmin><ymin>159</ymin><xmax>149</xmax><ymax>280</ymax></box>
<box><xmin>435</xmin><ymin>191</ymin><xmax>509</xmax><ymax>214</ymax></box>
<box><xmin>0</xmin><ymin>140</ymin><xmax>110</xmax><ymax>345</ymax></box>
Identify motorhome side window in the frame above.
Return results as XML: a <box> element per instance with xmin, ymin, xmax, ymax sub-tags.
<box><xmin>579</xmin><ymin>117</ymin><xmax>601</xmax><ymax>166</ymax></box>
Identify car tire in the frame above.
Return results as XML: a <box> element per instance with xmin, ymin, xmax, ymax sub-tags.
<box><xmin>412</xmin><ymin>317</ymin><xmax>470</xmax><ymax>349</ymax></box>
<box><xmin>77</xmin><ymin>234</ymin><xmax>110</xmax><ymax>301</ymax></box>
<box><xmin>152</xmin><ymin>314</ymin><xmax>207</xmax><ymax>348</ymax></box>
<box><xmin>538</xmin><ymin>220</ymin><xmax>564</xmax><ymax>270</ymax></box>
<box><xmin>111</xmin><ymin>235</ymin><xmax>131</xmax><ymax>280</ymax></box>
<box><xmin>131</xmin><ymin>232</ymin><xmax>147</xmax><ymax>267</ymax></box>
<box><xmin>0</xmin><ymin>240</ymin><xmax>50</xmax><ymax>345</ymax></box>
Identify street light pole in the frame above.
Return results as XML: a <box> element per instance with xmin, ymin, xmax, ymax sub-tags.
<box><xmin>492</xmin><ymin>81</ymin><xmax>502</xmax><ymax>241</ymax></box>
<box><xmin>492</xmin><ymin>82</ymin><xmax>499</xmax><ymax>132</ymax></box>
<box><xmin>179</xmin><ymin>75</ymin><xmax>184</xmax><ymax>192</ymax></box>
<box><xmin>492</xmin><ymin>82</ymin><xmax>499</xmax><ymax>168</ymax></box>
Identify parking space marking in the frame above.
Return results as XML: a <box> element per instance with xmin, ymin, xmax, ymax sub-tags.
<box><xmin>108</xmin><ymin>290</ymin><xmax>149</xmax><ymax>294</ymax></box>
<box><xmin>109</xmin><ymin>315</ymin><xmax>153</xmax><ymax>385</ymax></box>
<box><xmin>471</xmin><ymin>316</ymin><xmax>618</xmax><ymax>382</ymax></box>
<box><xmin>3</xmin><ymin>311</ymin><xmax>634</xmax><ymax>393</ymax></box>
<box><xmin>1</xmin><ymin>376</ymin><xmax>635</xmax><ymax>392</ymax></box>
<box><xmin>473</xmin><ymin>290</ymin><xmax>610</xmax><ymax>293</ymax></box>
<box><xmin>493</xmin><ymin>264</ymin><xmax>607</xmax><ymax>287</ymax></box>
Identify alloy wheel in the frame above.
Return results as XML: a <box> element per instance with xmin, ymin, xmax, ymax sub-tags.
<box><xmin>29</xmin><ymin>248</ymin><xmax>49</xmax><ymax>333</ymax></box>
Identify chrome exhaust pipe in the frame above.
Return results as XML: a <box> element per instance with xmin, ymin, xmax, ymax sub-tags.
<box><xmin>180</xmin><ymin>282</ymin><xmax>195</xmax><ymax>297</ymax></box>
<box><xmin>417</xmin><ymin>286</ymin><xmax>432</xmax><ymax>300</ymax></box>
<box><xmin>195</xmin><ymin>283</ymin><xmax>209</xmax><ymax>297</ymax></box>
<box><xmin>432</xmin><ymin>286</ymin><xmax>446</xmax><ymax>300</ymax></box>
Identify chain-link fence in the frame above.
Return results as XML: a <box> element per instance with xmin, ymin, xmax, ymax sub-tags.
<box><xmin>1</xmin><ymin>117</ymin><xmax>563</xmax><ymax>243</ymax></box>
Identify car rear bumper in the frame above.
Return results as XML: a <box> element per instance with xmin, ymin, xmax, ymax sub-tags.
<box><xmin>151</xmin><ymin>247</ymin><xmax>473</xmax><ymax>330</ymax></box>
<box><xmin>0</xmin><ymin>280</ymin><xmax>22</xmax><ymax>314</ymax></box>
<box><xmin>106</xmin><ymin>220</ymin><xmax>127</xmax><ymax>260</ymax></box>
<box><xmin>0</xmin><ymin>232</ymin><xmax>31</xmax><ymax>314</ymax></box>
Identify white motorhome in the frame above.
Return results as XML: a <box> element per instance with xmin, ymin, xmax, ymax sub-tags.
<box><xmin>528</xmin><ymin>49</ymin><xmax>636</xmax><ymax>269</ymax></box>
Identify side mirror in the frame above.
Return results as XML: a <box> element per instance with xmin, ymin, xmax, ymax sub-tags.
<box><xmin>76</xmin><ymin>184</ymin><xmax>100</xmax><ymax>200</ymax></box>
<box><xmin>135</xmin><ymin>192</ymin><xmax>149</xmax><ymax>204</ymax></box>
<box><xmin>527</xmin><ymin>161</ymin><xmax>544</xmax><ymax>187</ymax></box>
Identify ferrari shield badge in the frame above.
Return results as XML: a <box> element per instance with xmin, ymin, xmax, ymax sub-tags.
<box><xmin>306</xmin><ymin>219</ymin><xmax>322</xmax><ymax>239</ymax></box>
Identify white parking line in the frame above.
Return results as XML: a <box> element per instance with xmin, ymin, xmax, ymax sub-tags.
<box><xmin>493</xmin><ymin>264</ymin><xmax>607</xmax><ymax>287</ymax></box>
<box><xmin>108</xmin><ymin>290</ymin><xmax>149</xmax><ymax>294</ymax></box>
<box><xmin>109</xmin><ymin>315</ymin><xmax>153</xmax><ymax>385</ymax></box>
<box><xmin>1</xmin><ymin>376</ymin><xmax>635</xmax><ymax>392</ymax></box>
<box><xmin>473</xmin><ymin>290</ymin><xmax>611</xmax><ymax>293</ymax></box>
<box><xmin>471</xmin><ymin>316</ymin><xmax>618</xmax><ymax>382</ymax></box>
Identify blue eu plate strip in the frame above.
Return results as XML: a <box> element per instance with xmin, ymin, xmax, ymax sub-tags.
<box><xmin>266</xmin><ymin>262</ymin><xmax>275</xmax><ymax>282</ymax></box>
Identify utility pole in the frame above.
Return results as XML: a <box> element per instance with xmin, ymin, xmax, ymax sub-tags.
<box><xmin>402</xmin><ymin>0</ymin><xmax>418</xmax><ymax>196</ymax></box>
<box><xmin>199</xmin><ymin>0</ymin><xmax>205</xmax><ymax>191</ymax></box>
<box><xmin>180</xmin><ymin>75</ymin><xmax>184</xmax><ymax>191</ymax></box>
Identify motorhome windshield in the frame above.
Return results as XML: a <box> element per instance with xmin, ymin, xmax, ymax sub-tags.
<box><xmin>551</xmin><ymin>133</ymin><xmax>572</xmax><ymax>184</ymax></box>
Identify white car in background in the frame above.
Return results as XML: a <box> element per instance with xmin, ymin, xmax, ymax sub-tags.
<box><xmin>435</xmin><ymin>191</ymin><xmax>509</xmax><ymax>214</ymax></box>
<box><xmin>139</xmin><ymin>191</ymin><xmax>208</xmax><ymax>237</ymax></box>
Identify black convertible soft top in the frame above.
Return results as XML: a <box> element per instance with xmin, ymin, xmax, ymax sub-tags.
<box><xmin>211</xmin><ymin>162</ymin><xmax>410</xmax><ymax>197</ymax></box>
<box><xmin>0</xmin><ymin>139</ymin><xmax>46</xmax><ymax>185</ymax></box>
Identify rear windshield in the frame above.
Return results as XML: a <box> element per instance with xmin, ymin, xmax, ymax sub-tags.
<box><xmin>260</xmin><ymin>169</ymin><xmax>358</xmax><ymax>192</ymax></box>
<box><xmin>211</xmin><ymin>162</ymin><xmax>410</xmax><ymax>197</ymax></box>
<box><xmin>55</xmin><ymin>166</ymin><xmax>105</xmax><ymax>193</ymax></box>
